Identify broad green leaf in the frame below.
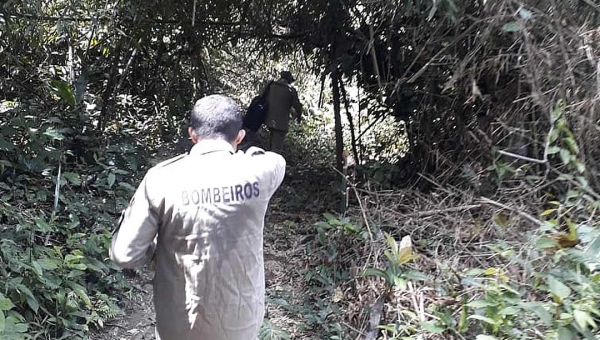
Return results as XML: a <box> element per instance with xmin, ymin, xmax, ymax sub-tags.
<box><xmin>584</xmin><ymin>233</ymin><xmax>600</xmax><ymax>261</ymax></box>
<box><xmin>394</xmin><ymin>276</ymin><xmax>407</xmax><ymax>290</ymax></box>
<box><xmin>573</xmin><ymin>309</ymin><xmax>597</xmax><ymax>330</ymax></box>
<box><xmin>16</xmin><ymin>285</ymin><xmax>38</xmax><ymax>314</ymax></box>
<box><xmin>118</xmin><ymin>182</ymin><xmax>136</xmax><ymax>192</ymax></box>
<box><xmin>557</xmin><ymin>326</ymin><xmax>575</xmax><ymax>340</ymax></box>
<box><xmin>31</xmin><ymin>261</ymin><xmax>43</xmax><ymax>277</ymax></box>
<box><xmin>499</xmin><ymin>306</ymin><xmax>520</xmax><ymax>315</ymax></box>
<box><xmin>0</xmin><ymin>294</ymin><xmax>15</xmax><ymax>311</ymax></box>
<box><xmin>0</xmin><ymin>310</ymin><xmax>4</xmax><ymax>333</ymax></box>
<box><xmin>547</xmin><ymin>276</ymin><xmax>571</xmax><ymax>302</ymax></box>
<box><xmin>108</xmin><ymin>172</ymin><xmax>116</xmax><ymax>188</ymax></box>
<box><xmin>468</xmin><ymin>315</ymin><xmax>498</xmax><ymax>325</ymax></box>
<box><xmin>559</xmin><ymin>149</ymin><xmax>571</xmax><ymax>165</ymax></box>
<box><xmin>322</xmin><ymin>212</ymin><xmax>337</xmax><ymax>222</ymax></box>
<box><xmin>421</xmin><ymin>320</ymin><xmax>445</xmax><ymax>333</ymax></box>
<box><xmin>546</xmin><ymin>146</ymin><xmax>561</xmax><ymax>155</ymax></box>
<box><xmin>36</xmin><ymin>258</ymin><xmax>59</xmax><ymax>270</ymax></box>
<box><xmin>520</xmin><ymin>302</ymin><xmax>552</xmax><ymax>326</ymax></box>
<box><xmin>536</xmin><ymin>237</ymin><xmax>556</xmax><ymax>249</ymax></box>
<box><xmin>502</xmin><ymin>22</ymin><xmax>520</xmax><ymax>32</ymax></box>
<box><xmin>68</xmin><ymin>282</ymin><xmax>91</xmax><ymax>308</ymax></box>
<box><xmin>63</xmin><ymin>172</ymin><xmax>81</xmax><ymax>186</ymax></box>
<box><xmin>51</xmin><ymin>79</ymin><xmax>76</xmax><ymax>107</ymax></box>
<box><xmin>12</xmin><ymin>322</ymin><xmax>28</xmax><ymax>333</ymax></box>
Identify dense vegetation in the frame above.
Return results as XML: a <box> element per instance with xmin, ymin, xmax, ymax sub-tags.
<box><xmin>1</xmin><ymin>0</ymin><xmax>600</xmax><ymax>339</ymax></box>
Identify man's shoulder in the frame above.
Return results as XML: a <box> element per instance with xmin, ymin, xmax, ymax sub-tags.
<box><xmin>149</xmin><ymin>154</ymin><xmax>187</xmax><ymax>172</ymax></box>
<box><xmin>240</xmin><ymin>147</ymin><xmax>286</xmax><ymax>166</ymax></box>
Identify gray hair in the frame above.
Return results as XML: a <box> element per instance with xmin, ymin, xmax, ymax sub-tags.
<box><xmin>190</xmin><ymin>95</ymin><xmax>242</xmax><ymax>142</ymax></box>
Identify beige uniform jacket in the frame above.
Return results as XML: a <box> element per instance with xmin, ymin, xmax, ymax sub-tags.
<box><xmin>264</xmin><ymin>79</ymin><xmax>302</xmax><ymax>132</ymax></box>
<box><xmin>109</xmin><ymin>140</ymin><xmax>286</xmax><ymax>340</ymax></box>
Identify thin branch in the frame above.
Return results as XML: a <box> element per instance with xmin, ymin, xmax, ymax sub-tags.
<box><xmin>480</xmin><ymin>197</ymin><xmax>543</xmax><ymax>226</ymax></box>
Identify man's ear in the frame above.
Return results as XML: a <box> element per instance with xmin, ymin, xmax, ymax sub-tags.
<box><xmin>233</xmin><ymin>129</ymin><xmax>246</xmax><ymax>147</ymax></box>
<box><xmin>188</xmin><ymin>127</ymin><xmax>199</xmax><ymax>144</ymax></box>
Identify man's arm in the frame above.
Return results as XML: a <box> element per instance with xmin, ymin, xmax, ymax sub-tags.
<box><xmin>246</xmin><ymin>147</ymin><xmax>286</xmax><ymax>194</ymax></box>
<box><xmin>291</xmin><ymin>87</ymin><xmax>303</xmax><ymax>122</ymax></box>
<box><xmin>110</xmin><ymin>173</ymin><xmax>159</xmax><ymax>269</ymax></box>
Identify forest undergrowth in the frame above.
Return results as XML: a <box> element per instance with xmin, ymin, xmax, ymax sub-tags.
<box><xmin>94</xmin><ymin>122</ymin><xmax>600</xmax><ymax>340</ymax></box>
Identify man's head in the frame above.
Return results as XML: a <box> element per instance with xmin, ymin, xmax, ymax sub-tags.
<box><xmin>188</xmin><ymin>95</ymin><xmax>245</xmax><ymax>147</ymax></box>
<box><xmin>280</xmin><ymin>71</ymin><xmax>295</xmax><ymax>83</ymax></box>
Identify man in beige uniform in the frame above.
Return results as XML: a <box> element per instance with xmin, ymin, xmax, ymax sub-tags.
<box><xmin>110</xmin><ymin>94</ymin><xmax>286</xmax><ymax>340</ymax></box>
<box><xmin>264</xmin><ymin>71</ymin><xmax>303</xmax><ymax>153</ymax></box>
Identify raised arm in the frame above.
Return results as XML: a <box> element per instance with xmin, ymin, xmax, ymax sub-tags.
<box><xmin>246</xmin><ymin>146</ymin><xmax>286</xmax><ymax>195</ymax></box>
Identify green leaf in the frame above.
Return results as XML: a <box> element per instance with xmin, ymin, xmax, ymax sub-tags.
<box><xmin>467</xmin><ymin>300</ymin><xmax>495</xmax><ymax>308</ymax></box>
<box><xmin>540</xmin><ymin>209</ymin><xmax>557</xmax><ymax>216</ymax></box>
<box><xmin>63</xmin><ymin>172</ymin><xmax>81</xmax><ymax>186</ymax></box>
<box><xmin>557</xmin><ymin>326</ymin><xmax>575</xmax><ymax>340</ymax></box>
<box><xmin>52</xmin><ymin>79</ymin><xmax>76</xmax><ymax>107</ymax></box>
<box><xmin>12</xmin><ymin>322</ymin><xmax>28</xmax><ymax>333</ymax></box>
<box><xmin>43</xmin><ymin>127</ymin><xmax>65</xmax><ymax>141</ymax></box>
<box><xmin>547</xmin><ymin>276</ymin><xmax>571</xmax><ymax>302</ymax></box>
<box><xmin>16</xmin><ymin>285</ymin><xmax>38</xmax><ymax>314</ymax></box>
<box><xmin>573</xmin><ymin>309</ymin><xmax>597</xmax><ymax>330</ymax></box>
<box><xmin>468</xmin><ymin>315</ymin><xmax>498</xmax><ymax>325</ymax></box>
<box><xmin>550</xmin><ymin>128</ymin><xmax>560</xmax><ymax>143</ymax></box>
<box><xmin>546</xmin><ymin>146</ymin><xmax>561</xmax><ymax>155</ymax></box>
<box><xmin>502</xmin><ymin>22</ymin><xmax>521</xmax><ymax>32</ymax></box>
<box><xmin>0</xmin><ymin>137</ymin><xmax>14</xmax><ymax>151</ymax></box>
<box><xmin>476</xmin><ymin>335</ymin><xmax>498</xmax><ymax>340</ymax></box>
<box><xmin>67</xmin><ymin>282</ymin><xmax>91</xmax><ymax>308</ymax></box>
<box><xmin>421</xmin><ymin>320</ymin><xmax>446</xmax><ymax>333</ymax></box>
<box><xmin>362</xmin><ymin>268</ymin><xmax>391</xmax><ymax>284</ymax></box>
<box><xmin>518</xmin><ymin>8</ymin><xmax>533</xmax><ymax>20</ymax></box>
<box><xmin>584</xmin><ymin>233</ymin><xmax>600</xmax><ymax>261</ymax></box>
<box><xmin>36</xmin><ymin>258</ymin><xmax>59</xmax><ymax>270</ymax></box>
<box><xmin>520</xmin><ymin>302</ymin><xmax>552</xmax><ymax>326</ymax></box>
<box><xmin>536</xmin><ymin>237</ymin><xmax>556</xmax><ymax>249</ymax></box>
<box><xmin>499</xmin><ymin>306</ymin><xmax>520</xmax><ymax>315</ymax></box>
<box><xmin>552</xmin><ymin>100</ymin><xmax>565</xmax><ymax>123</ymax></box>
<box><xmin>563</xmin><ymin>137</ymin><xmax>579</xmax><ymax>155</ymax></box>
<box><xmin>108</xmin><ymin>173</ymin><xmax>116</xmax><ymax>188</ymax></box>
<box><xmin>118</xmin><ymin>182</ymin><xmax>136</xmax><ymax>192</ymax></box>
<box><xmin>322</xmin><ymin>212</ymin><xmax>337</xmax><ymax>222</ymax></box>
<box><xmin>0</xmin><ymin>310</ymin><xmax>4</xmax><ymax>333</ymax></box>
<box><xmin>559</xmin><ymin>149</ymin><xmax>571</xmax><ymax>165</ymax></box>
<box><xmin>0</xmin><ymin>294</ymin><xmax>15</xmax><ymax>311</ymax></box>
<box><xmin>31</xmin><ymin>261</ymin><xmax>43</xmax><ymax>277</ymax></box>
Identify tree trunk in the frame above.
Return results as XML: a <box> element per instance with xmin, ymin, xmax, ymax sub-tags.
<box><xmin>332</xmin><ymin>67</ymin><xmax>345</xmax><ymax>213</ymax></box>
<box><xmin>98</xmin><ymin>45</ymin><xmax>122</xmax><ymax>131</ymax></box>
<box><xmin>339</xmin><ymin>76</ymin><xmax>359</xmax><ymax>166</ymax></box>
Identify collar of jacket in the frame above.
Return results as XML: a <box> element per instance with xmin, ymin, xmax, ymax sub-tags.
<box><xmin>189</xmin><ymin>139</ymin><xmax>235</xmax><ymax>156</ymax></box>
